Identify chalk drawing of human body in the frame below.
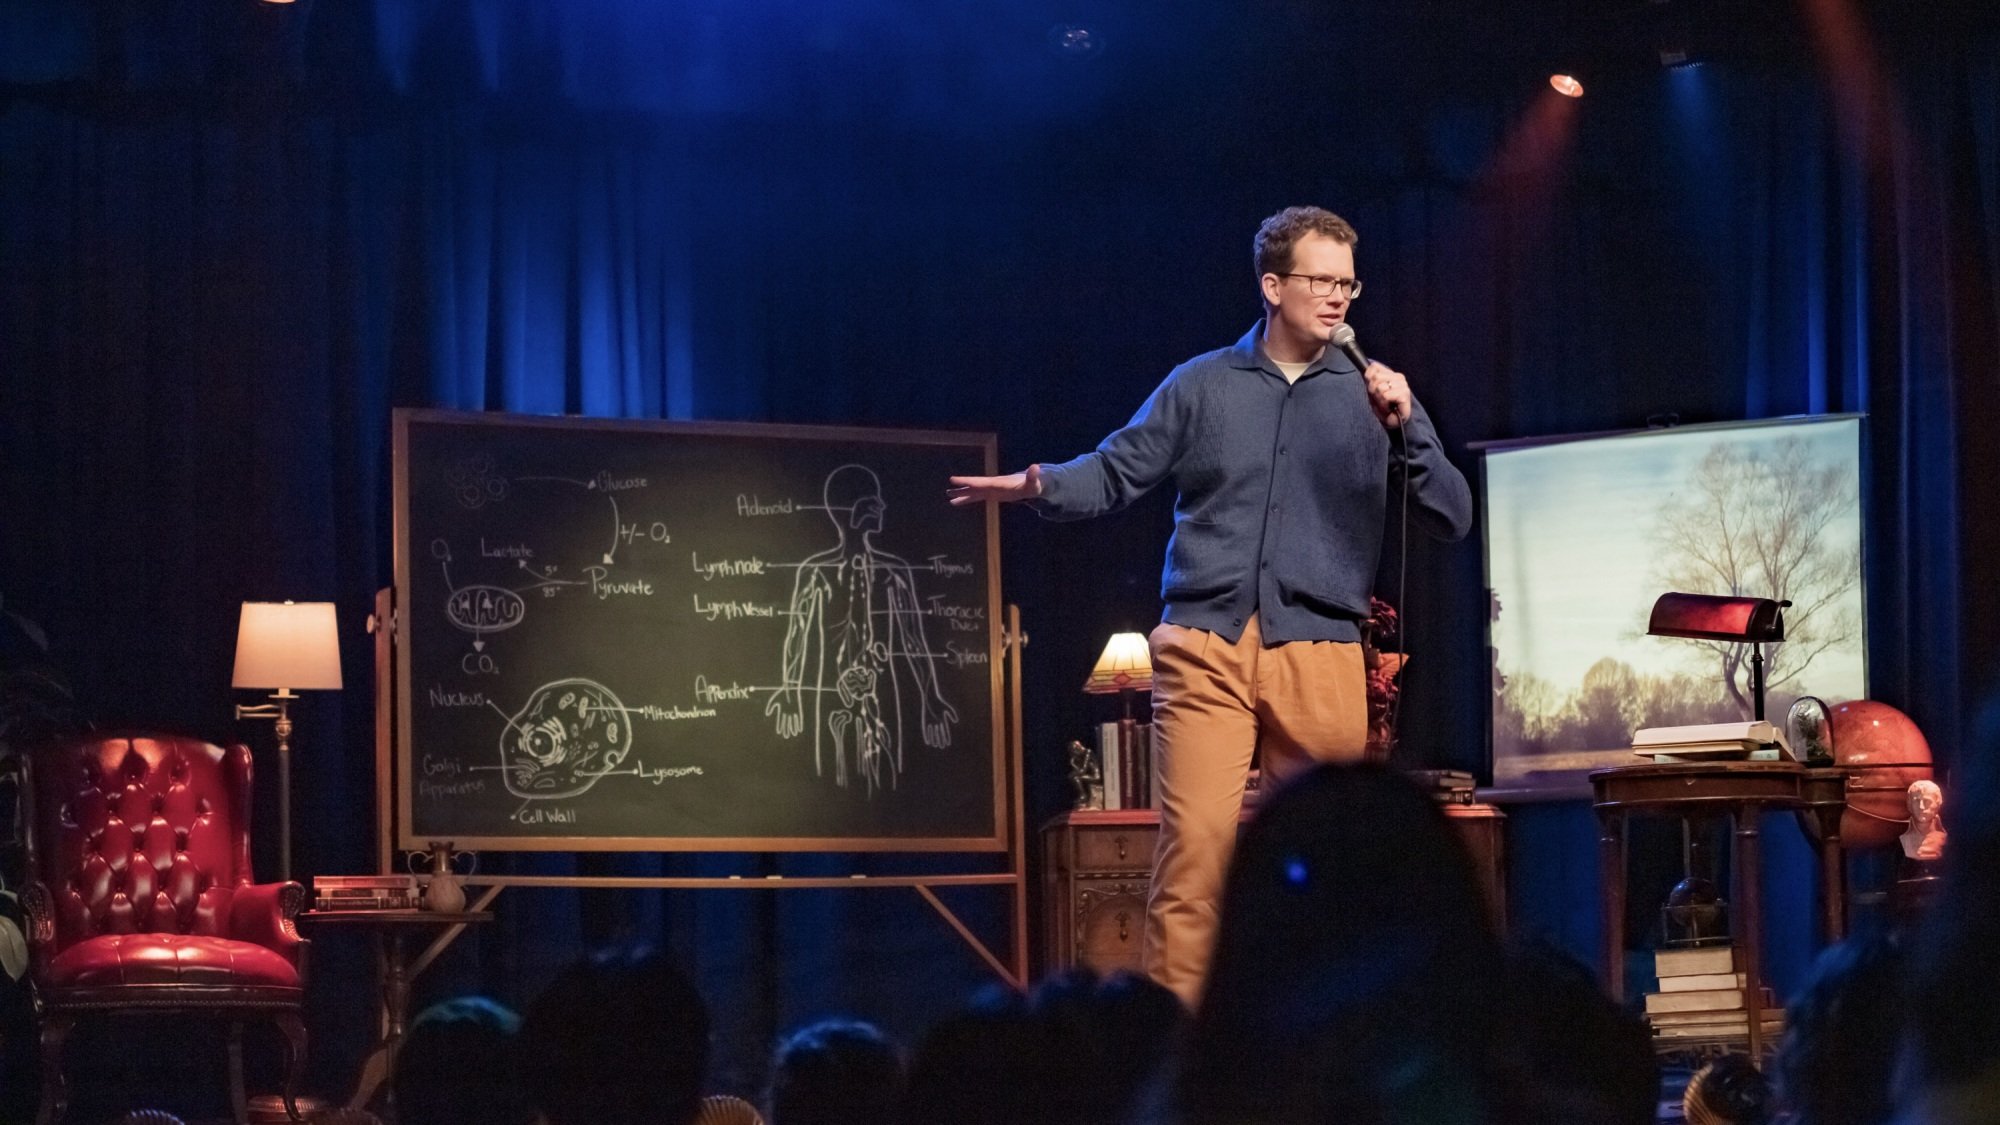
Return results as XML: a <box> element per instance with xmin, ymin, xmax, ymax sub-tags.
<box><xmin>766</xmin><ymin>465</ymin><xmax>958</xmax><ymax>791</ymax></box>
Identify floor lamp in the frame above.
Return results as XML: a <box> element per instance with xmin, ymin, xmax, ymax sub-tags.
<box><xmin>231</xmin><ymin>600</ymin><xmax>343</xmax><ymax>882</ymax></box>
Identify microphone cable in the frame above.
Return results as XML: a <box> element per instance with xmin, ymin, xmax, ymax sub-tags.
<box><xmin>1333</xmin><ymin>323</ymin><xmax>1416</xmax><ymax>755</ymax></box>
<box><xmin>1388</xmin><ymin>419</ymin><xmax>1410</xmax><ymax>750</ymax></box>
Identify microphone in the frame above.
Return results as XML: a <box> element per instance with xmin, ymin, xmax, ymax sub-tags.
<box><xmin>1330</xmin><ymin>323</ymin><xmax>1402</xmax><ymax>424</ymax></box>
<box><xmin>1329</xmin><ymin>323</ymin><xmax>1369</xmax><ymax>372</ymax></box>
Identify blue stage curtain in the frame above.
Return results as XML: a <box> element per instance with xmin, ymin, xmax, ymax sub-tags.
<box><xmin>2</xmin><ymin>0</ymin><xmax>1995</xmax><ymax>1104</ymax></box>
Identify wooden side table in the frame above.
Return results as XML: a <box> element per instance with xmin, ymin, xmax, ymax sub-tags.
<box><xmin>1441</xmin><ymin>802</ymin><xmax>1508</xmax><ymax>934</ymax></box>
<box><xmin>1591</xmin><ymin>761</ymin><xmax>1824</xmax><ymax>1060</ymax></box>
<box><xmin>1041</xmin><ymin>810</ymin><xmax>1160</xmax><ymax>976</ymax></box>
<box><xmin>300</xmin><ymin>909</ymin><xmax>495</xmax><ymax>1112</ymax></box>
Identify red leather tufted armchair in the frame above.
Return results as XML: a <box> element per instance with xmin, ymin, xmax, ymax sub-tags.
<box><xmin>22</xmin><ymin>732</ymin><xmax>308</xmax><ymax>1125</ymax></box>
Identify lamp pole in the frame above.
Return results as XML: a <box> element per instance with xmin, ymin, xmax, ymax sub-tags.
<box><xmin>236</xmin><ymin>689</ymin><xmax>300</xmax><ymax>882</ymax></box>
<box><xmin>1750</xmin><ymin>644</ymin><xmax>1766</xmax><ymax>722</ymax></box>
<box><xmin>231</xmin><ymin>599</ymin><xmax>341</xmax><ymax>887</ymax></box>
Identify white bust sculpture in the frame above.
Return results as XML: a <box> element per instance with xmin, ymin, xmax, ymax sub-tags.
<box><xmin>1900</xmin><ymin>779</ymin><xmax>1947</xmax><ymax>861</ymax></box>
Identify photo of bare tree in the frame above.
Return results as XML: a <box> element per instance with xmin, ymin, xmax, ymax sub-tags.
<box><xmin>1647</xmin><ymin>439</ymin><xmax>1862</xmax><ymax>717</ymax></box>
<box><xmin>1483</xmin><ymin>417</ymin><xmax>1866</xmax><ymax>797</ymax></box>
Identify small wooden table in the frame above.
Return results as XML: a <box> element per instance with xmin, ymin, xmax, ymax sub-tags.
<box><xmin>1591</xmin><ymin>761</ymin><xmax>1847</xmax><ymax>1061</ymax></box>
<box><xmin>300</xmin><ymin>908</ymin><xmax>496</xmax><ymax>1111</ymax></box>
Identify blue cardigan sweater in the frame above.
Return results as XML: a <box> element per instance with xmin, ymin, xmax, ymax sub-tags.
<box><xmin>1033</xmin><ymin>323</ymin><xmax>1473</xmax><ymax>645</ymax></box>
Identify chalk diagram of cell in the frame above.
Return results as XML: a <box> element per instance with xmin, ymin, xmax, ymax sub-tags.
<box><xmin>764</xmin><ymin>464</ymin><xmax>959</xmax><ymax>792</ymax></box>
<box><xmin>484</xmin><ymin>678</ymin><xmax>636</xmax><ymax>799</ymax></box>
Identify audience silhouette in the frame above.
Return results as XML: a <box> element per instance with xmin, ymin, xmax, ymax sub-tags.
<box><xmin>518</xmin><ymin>946</ymin><xmax>713</xmax><ymax>1125</ymax></box>
<box><xmin>1172</xmin><ymin>764</ymin><xmax>1505</xmax><ymax>1124</ymax></box>
<box><xmin>768</xmin><ymin>1018</ymin><xmax>904</xmax><ymax>1125</ymax></box>
<box><xmin>1774</xmin><ymin>928</ymin><xmax>1906</xmax><ymax>1125</ymax></box>
<box><xmin>1489</xmin><ymin>939</ymin><xmax>1656</xmax><ymax>1125</ymax></box>
<box><xmin>391</xmin><ymin>996</ymin><xmax>533</xmax><ymax>1125</ymax></box>
<box><xmin>900</xmin><ymin>967</ymin><xmax>1184</xmax><ymax>1125</ymax></box>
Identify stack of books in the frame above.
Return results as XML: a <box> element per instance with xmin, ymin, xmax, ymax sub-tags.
<box><xmin>313</xmin><ymin>875</ymin><xmax>421</xmax><ymax>912</ymax></box>
<box><xmin>1409</xmin><ymin>769</ymin><xmax>1477</xmax><ymax>804</ymax></box>
<box><xmin>1097</xmin><ymin>722</ymin><xmax>1155</xmax><ymax>810</ymax></box>
<box><xmin>1645</xmin><ymin>945</ymin><xmax>1784</xmax><ymax>1043</ymax></box>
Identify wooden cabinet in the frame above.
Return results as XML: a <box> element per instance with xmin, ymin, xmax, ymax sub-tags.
<box><xmin>1041</xmin><ymin>810</ymin><xmax>1160</xmax><ymax>975</ymax></box>
<box><xmin>1442</xmin><ymin>802</ymin><xmax>1508</xmax><ymax>934</ymax></box>
<box><xmin>1041</xmin><ymin>802</ymin><xmax>1507</xmax><ymax>975</ymax></box>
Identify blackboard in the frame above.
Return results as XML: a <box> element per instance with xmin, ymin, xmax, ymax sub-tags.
<box><xmin>392</xmin><ymin>409</ymin><xmax>1003</xmax><ymax>851</ymax></box>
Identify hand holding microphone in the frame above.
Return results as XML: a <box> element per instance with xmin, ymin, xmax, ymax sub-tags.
<box><xmin>1330</xmin><ymin>324</ymin><xmax>1411</xmax><ymax>429</ymax></box>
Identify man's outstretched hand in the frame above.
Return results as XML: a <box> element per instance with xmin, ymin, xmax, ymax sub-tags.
<box><xmin>947</xmin><ymin>463</ymin><xmax>1044</xmax><ymax>506</ymax></box>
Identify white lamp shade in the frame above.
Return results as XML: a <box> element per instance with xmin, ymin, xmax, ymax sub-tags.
<box><xmin>1082</xmin><ymin>630</ymin><xmax>1153</xmax><ymax>694</ymax></box>
<box><xmin>232</xmin><ymin>601</ymin><xmax>343</xmax><ymax>691</ymax></box>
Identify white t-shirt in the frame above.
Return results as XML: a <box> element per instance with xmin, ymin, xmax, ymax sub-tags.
<box><xmin>1272</xmin><ymin>356</ymin><xmax>1314</xmax><ymax>384</ymax></box>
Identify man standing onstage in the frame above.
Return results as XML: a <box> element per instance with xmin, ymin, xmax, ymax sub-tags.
<box><xmin>948</xmin><ymin>206</ymin><xmax>1473</xmax><ymax>1005</ymax></box>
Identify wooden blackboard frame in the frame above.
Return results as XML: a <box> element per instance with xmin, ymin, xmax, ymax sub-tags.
<box><xmin>390</xmin><ymin>408</ymin><xmax>1008</xmax><ymax>853</ymax></box>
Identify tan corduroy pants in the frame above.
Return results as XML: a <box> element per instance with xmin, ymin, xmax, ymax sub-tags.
<box><xmin>1141</xmin><ymin>613</ymin><xmax>1369</xmax><ymax>1007</ymax></box>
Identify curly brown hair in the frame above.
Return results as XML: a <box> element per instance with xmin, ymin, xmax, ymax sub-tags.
<box><xmin>1253</xmin><ymin>206</ymin><xmax>1358</xmax><ymax>281</ymax></box>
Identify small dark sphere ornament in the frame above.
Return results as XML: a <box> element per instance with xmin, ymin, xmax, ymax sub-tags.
<box><xmin>1662</xmin><ymin>875</ymin><xmax>1729</xmax><ymax>945</ymax></box>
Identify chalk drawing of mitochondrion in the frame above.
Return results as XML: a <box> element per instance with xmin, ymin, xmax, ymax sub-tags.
<box><xmin>766</xmin><ymin>464</ymin><xmax>959</xmax><ymax>793</ymax></box>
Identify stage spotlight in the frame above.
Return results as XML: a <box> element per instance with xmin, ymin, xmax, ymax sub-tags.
<box><xmin>1652</xmin><ymin>0</ymin><xmax>1700</xmax><ymax>70</ymax></box>
<box><xmin>1657</xmin><ymin>28</ymin><xmax>1700</xmax><ymax>69</ymax></box>
<box><xmin>1047</xmin><ymin>23</ymin><xmax>1104</xmax><ymax>60</ymax></box>
<box><xmin>1549</xmin><ymin>74</ymin><xmax>1584</xmax><ymax>98</ymax></box>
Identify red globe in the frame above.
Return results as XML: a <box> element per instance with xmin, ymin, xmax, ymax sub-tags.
<box><xmin>1826</xmin><ymin>700</ymin><xmax>1935</xmax><ymax>849</ymax></box>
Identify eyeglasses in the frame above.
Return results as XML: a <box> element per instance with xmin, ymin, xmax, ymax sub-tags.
<box><xmin>1281</xmin><ymin>274</ymin><xmax>1364</xmax><ymax>299</ymax></box>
